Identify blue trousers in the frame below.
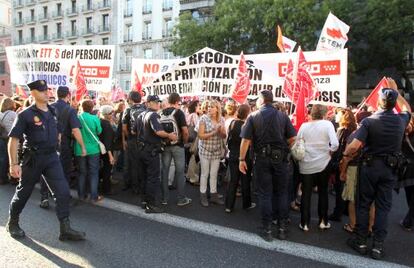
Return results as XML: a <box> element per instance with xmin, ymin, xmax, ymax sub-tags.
<box><xmin>9</xmin><ymin>152</ymin><xmax>70</xmax><ymax>220</ymax></box>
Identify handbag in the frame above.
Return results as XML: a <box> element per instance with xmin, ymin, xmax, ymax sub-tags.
<box><xmin>80</xmin><ymin>115</ymin><xmax>107</xmax><ymax>155</ymax></box>
<box><xmin>291</xmin><ymin>134</ymin><xmax>305</xmax><ymax>161</ymax></box>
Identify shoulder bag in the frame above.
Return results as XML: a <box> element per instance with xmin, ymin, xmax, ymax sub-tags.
<box><xmin>80</xmin><ymin>115</ymin><xmax>107</xmax><ymax>155</ymax></box>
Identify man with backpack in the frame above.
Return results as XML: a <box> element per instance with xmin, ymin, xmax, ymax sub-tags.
<box><xmin>159</xmin><ymin>93</ymin><xmax>191</xmax><ymax>206</ymax></box>
<box><xmin>121</xmin><ymin>91</ymin><xmax>146</xmax><ymax>194</ymax></box>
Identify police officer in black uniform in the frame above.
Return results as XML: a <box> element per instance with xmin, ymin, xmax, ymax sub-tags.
<box><xmin>39</xmin><ymin>86</ymin><xmax>86</xmax><ymax>208</ymax></box>
<box><xmin>239</xmin><ymin>90</ymin><xmax>296</xmax><ymax>241</ymax></box>
<box><xmin>341</xmin><ymin>78</ymin><xmax>411</xmax><ymax>259</ymax></box>
<box><xmin>122</xmin><ymin>91</ymin><xmax>146</xmax><ymax>193</ymax></box>
<box><xmin>6</xmin><ymin>80</ymin><xmax>86</xmax><ymax>241</ymax></box>
<box><xmin>135</xmin><ymin>95</ymin><xmax>177</xmax><ymax>213</ymax></box>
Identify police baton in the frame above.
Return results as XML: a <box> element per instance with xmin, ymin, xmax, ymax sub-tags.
<box><xmin>41</xmin><ymin>176</ymin><xmax>57</xmax><ymax>202</ymax></box>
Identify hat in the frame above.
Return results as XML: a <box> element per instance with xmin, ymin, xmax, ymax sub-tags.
<box><xmin>27</xmin><ymin>80</ymin><xmax>48</xmax><ymax>91</ymax></box>
<box><xmin>259</xmin><ymin>90</ymin><xmax>273</xmax><ymax>102</ymax></box>
<box><xmin>57</xmin><ymin>86</ymin><xmax>70</xmax><ymax>96</ymax></box>
<box><xmin>379</xmin><ymin>88</ymin><xmax>398</xmax><ymax>103</ymax></box>
<box><xmin>147</xmin><ymin>95</ymin><xmax>162</xmax><ymax>103</ymax></box>
<box><xmin>99</xmin><ymin>105</ymin><xmax>114</xmax><ymax>115</ymax></box>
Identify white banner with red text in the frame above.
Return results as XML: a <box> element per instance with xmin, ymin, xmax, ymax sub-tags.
<box><xmin>131</xmin><ymin>47</ymin><xmax>348</xmax><ymax>107</ymax></box>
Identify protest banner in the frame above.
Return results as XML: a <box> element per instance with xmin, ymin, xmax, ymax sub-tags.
<box><xmin>6</xmin><ymin>44</ymin><xmax>115</xmax><ymax>92</ymax></box>
<box><xmin>131</xmin><ymin>47</ymin><xmax>348</xmax><ymax>107</ymax></box>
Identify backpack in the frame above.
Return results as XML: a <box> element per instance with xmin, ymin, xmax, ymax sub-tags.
<box><xmin>159</xmin><ymin>109</ymin><xmax>179</xmax><ymax>145</ymax></box>
<box><xmin>129</xmin><ymin>105</ymin><xmax>146</xmax><ymax>134</ymax></box>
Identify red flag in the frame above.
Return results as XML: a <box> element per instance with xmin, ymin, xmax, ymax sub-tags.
<box><xmin>360</xmin><ymin>77</ymin><xmax>401</xmax><ymax>113</ymax></box>
<box><xmin>230</xmin><ymin>51</ymin><xmax>250</xmax><ymax>104</ymax></box>
<box><xmin>74</xmin><ymin>61</ymin><xmax>87</xmax><ymax>101</ymax></box>
<box><xmin>16</xmin><ymin>85</ymin><xmax>28</xmax><ymax>99</ymax></box>
<box><xmin>133</xmin><ymin>70</ymin><xmax>143</xmax><ymax>96</ymax></box>
<box><xmin>283</xmin><ymin>48</ymin><xmax>318</xmax><ymax>129</ymax></box>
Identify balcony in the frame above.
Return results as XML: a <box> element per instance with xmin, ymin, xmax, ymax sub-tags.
<box><xmin>38</xmin><ymin>14</ymin><xmax>49</xmax><ymax>23</ymax></box>
<box><xmin>66</xmin><ymin>30</ymin><xmax>78</xmax><ymax>39</ymax></box>
<box><xmin>39</xmin><ymin>0</ymin><xmax>48</xmax><ymax>2</ymax></box>
<box><xmin>14</xmin><ymin>39</ymin><xmax>24</xmax><ymax>45</ymax></box>
<box><xmin>142</xmin><ymin>32</ymin><xmax>152</xmax><ymax>40</ymax></box>
<box><xmin>124</xmin><ymin>9</ymin><xmax>133</xmax><ymax>17</ymax></box>
<box><xmin>162</xmin><ymin>1</ymin><xmax>173</xmax><ymax>11</ymax></box>
<box><xmin>162</xmin><ymin>30</ymin><xmax>173</xmax><ymax>38</ymax></box>
<box><xmin>143</xmin><ymin>6</ymin><xmax>152</xmax><ymax>14</ymax></box>
<box><xmin>52</xmin><ymin>33</ymin><xmax>63</xmax><ymax>41</ymax></box>
<box><xmin>25</xmin><ymin>0</ymin><xmax>36</xmax><ymax>6</ymax></box>
<box><xmin>82</xmin><ymin>27</ymin><xmax>95</xmax><ymax>36</ymax></box>
<box><xmin>97</xmin><ymin>1</ymin><xmax>111</xmax><ymax>11</ymax></box>
<box><xmin>67</xmin><ymin>7</ymin><xmax>78</xmax><ymax>16</ymax></box>
<box><xmin>38</xmin><ymin>35</ymin><xmax>50</xmax><ymax>43</ymax></box>
<box><xmin>25</xmin><ymin>37</ymin><xmax>37</xmax><ymax>44</ymax></box>
<box><xmin>14</xmin><ymin>18</ymin><xmax>24</xmax><ymax>27</ymax></box>
<box><xmin>52</xmin><ymin>10</ymin><xmax>64</xmax><ymax>19</ymax></box>
<box><xmin>13</xmin><ymin>1</ymin><xmax>24</xmax><ymax>8</ymax></box>
<box><xmin>25</xmin><ymin>16</ymin><xmax>36</xmax><ymax>24</ymax></box>
<box><xmin>124</xmin><ymin>34</ymin><xmax>133</xmax><ymax>43</ymax></box>
<box><xmin>98</xmin><ymin>25</ymin><xmax>110</xmax><ymax>34</ymax></box>
<box><xmin>82</xmin><ymin>4</ymin><xmax>95</xmax><ymax>13</ymax></box>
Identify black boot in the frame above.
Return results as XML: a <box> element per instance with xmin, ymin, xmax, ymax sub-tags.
<box><xmin>371</xmin><ymin>240</ymin><xmax>385</xmax><ymax>260</ymax></box>
<box><xmin>59</xmin><ymin>217</ymin><xmax>86</xmax><ymax>241</ymax></box>
<box><xmin>276</xmin><ymin>219</ymin><xmax>288</xmax><ymax>240</ymax></box>
<box><xmin>6</xmin><ymin>216</ymin><xmax>25</xmax><ymax>239</ymax></box>
<box><xmin>347</xmin><ymin>237</ymin><xmax>368</xmax><ymax>255</ymax></box>
<box><xmin>40</xmin><ymin>197</ymin><xmax>49</xmax><ymax>209</ymax></box>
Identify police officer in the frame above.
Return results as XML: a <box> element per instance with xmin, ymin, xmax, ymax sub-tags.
<box><xmin>341</xmin><ymin>78</ymin><xmax>411</xmax><ymax>259</ymax></box>
<box><xmin>121</xmin><ymin>91</ymin><xmax>146</xmax><ymax>193</ymax></box>
<box><xmin>39</xmin><ymin>86</ymin><xmax>86</xmax><ymax>208</ymax></box>
<box><xmin>239</xmin><ymin>90</ymin><xmax>296</xmax><ymax>241</ymax></box>
<box><xmin>6</xmin><ymin>80</ymin><xmax>85</xmax><ymax>241</ymax></box>
<box><xmin>135</xmin><ymin>95</ymin><xmax>177</xmax><ymax>213</ymax></box>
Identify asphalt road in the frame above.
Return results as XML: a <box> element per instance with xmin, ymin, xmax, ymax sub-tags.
<box><xmin>0</xmin><ymin>179</ymin><xmax>413</xmax><ymax>268</ymax></box>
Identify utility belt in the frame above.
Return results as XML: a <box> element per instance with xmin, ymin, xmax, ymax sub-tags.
<box><xmin>362</xmin><ymin>153</ymin><xmax>405</xmax><ymax>173</ymax></box>
<box><xmin>255</xmin><ymin>144</ymin><xmax>287</xmax><ymax>163</ymax></box>
<box><xmin>24</xmin><ymin>146</ymin><xmax>57</xmax><ymax>156</ymax></box>
<box><xmin>141</xmin><ymin>142</ymin><xmax>164</xmax><ymax>157</ymax></box>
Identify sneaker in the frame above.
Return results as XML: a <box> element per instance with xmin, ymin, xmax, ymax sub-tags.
<box><xmin>244</xmin><ymin>203</ymin><xmax>256</xmax><ymax>210</ymax></box>
<box><xmin>177</xmin><ymin>197</ymin><xmax>192</xmax><ymax>207</ymax></box>
<box><xmin>347</xmin><ymin>237</ymin><xmax>368</xmax><ymax>255</ymax></box>
<box><xmin>299</xmin><ymin>224</ymin><xmax>309</xmax><ymax>232</ymax></box>
<box><xmin>225</xmin><ymin>208</ymin><xmax>232</xmax><ymax>213</ymax></box>
<box><xmin>140</xmin><ymin>201</ymin><xmax>147</xmax><ymax>209</ymax></box>
<box><xmin>161</xmin><ymin>200</ymin><xmax>168</xmax><ymax>206</ymax></box>
<box><xmin>371</xmin><ymin>241</ymin><xmax>385</xmax><ymax>260</ymax></box>
<box><xmin>145</xmin><ymin>204</ymin><xmax>164</xmax><ymax>214</ymax></box>
<box><xmin>39</xmin><ymin>199</ymin><xmax>49</xmax><ymax>209</ymax></box>
<box><xmin>319</xmin><ymin>221</ymin><xmax>331</xmax><ymax>230</ymax></box>
<box><xmin>259</xmin><ymin>228</ymin><xmax>273</xmax><ymax>242</ymax></box>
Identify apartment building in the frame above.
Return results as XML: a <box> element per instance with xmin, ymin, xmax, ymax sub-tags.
<box><xmin>0</xmin><ymin>0</ymin><xmax>11</xmax><ymax>96</ymax></box>
<box><xmin>116</xmin><ymin>0</ymin><xmax>179</xmax><ymax>91</ymax></box>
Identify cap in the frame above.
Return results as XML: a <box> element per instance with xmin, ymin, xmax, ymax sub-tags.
<box><xmin>57</xmin><ymin>86</ymin><xmax>70</xmax><ymax>96</ymax></box>
<box><xmin>379</xmin><ymin>88</ymin><xmax>398</xmax><ymax>103</ymax></box>
<box><xmin>27</xmin><ymin>80</ymin><xmax>48</xmax><ymax>91</ymax></box>
<box><xmin>259</xmin><ymin>90</ymin><xmax>273</xmax><ymax>102</ymax></box>
<box><xmin>147</xmin><ymin>95</ymin><xmax>162</xmax><ymax>103</ymax></box>
<box><xmin>99</xmin><ymin>105</ymin><xmax>114</xmax><ymax>115</ymax></box>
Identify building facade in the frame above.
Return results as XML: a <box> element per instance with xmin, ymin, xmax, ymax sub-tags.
<box><xmin>116</xmin><ymin>0</ymin><xmax>180</xmax><ymax>91</ymax></box>
<box><xmin>0</xmin><ymin>0</ymin><xmax>11</xmax><ymax>96</ymax></box>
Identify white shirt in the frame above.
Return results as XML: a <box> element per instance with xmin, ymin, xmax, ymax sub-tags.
<box><xmin>297</xmin><ymin>120</ymin><xmax>339</xmax><ymax>174</ymax></box>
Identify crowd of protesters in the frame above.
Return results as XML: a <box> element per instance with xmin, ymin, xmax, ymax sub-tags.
<box><xmin>0</xmin><ymin>85</ymin><xmax>413</xmax><ymax>251</ymax></box>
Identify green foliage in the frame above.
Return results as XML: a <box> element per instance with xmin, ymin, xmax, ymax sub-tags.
<box><xmin>171</xmin><ymin>0</ymin><xmax>414</xmax><ymax>79</ymax></box>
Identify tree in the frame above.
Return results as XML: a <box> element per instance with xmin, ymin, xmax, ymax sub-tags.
<box><xmin>171</xmin><ymin>0</ymin><xmax>414</xmax><ymax>87</ymax></box>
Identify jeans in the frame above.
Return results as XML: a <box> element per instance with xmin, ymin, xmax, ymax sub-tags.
<box><xmin>161</xmin><ymin>145</ymin><xmax>186</xmax><ymax>201</ymax></box>
<box><xmin>0</xmin><ymin>138</ymin><xmax>8</xmax><ymax>182</ymax></box>
<box><xmin>77</xmin><ymin>154</ymin><xmax>100</xmax><ymax>201</ymax></box>
<box><xmin>300</xmin><ymin>166</ymin><xmax>330</xmax><ymax>226</ymax></box>
<box><xmin>225</xmin><ymin>159</ymin><xmax>252</xmax><ymax>210</ymax></box>
<box><xmin>254</xmin><ymin>156</ymin><xmax>290</xmax><ymax>228</ymax></box>
<box><xmin>356</xmin><ymin>160</ymin><xmax>395</xmax><ymax>242</ymax></box>
<box><xmin>199</xmin><ymin>156</ymin><xmax>220</xmax><ymax>194</ymax></box>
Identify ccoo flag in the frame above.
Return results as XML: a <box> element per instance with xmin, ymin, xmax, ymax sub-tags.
<box><xmin>316</xmin><ymin>12</ymin><xmax>350</xmax><ymax>50</ymax></box>
<box><xmin>74</xmin><ymin>61</ymin><xmax>88</xmax><ymax>101</ymax></box>
<box><xmin>230</xmin><ymin>51</ymin><xmax>251</xmax><ymax>104</ymax></box>
<box><xmin>133</xmin><ymin>70</ymin><xmax>143</xmax><ymax>96</ymax></box>
<box><xmin>277</xmin><ymin>25</ymin><xmax>297</xmax><ymax>53</ymax></box>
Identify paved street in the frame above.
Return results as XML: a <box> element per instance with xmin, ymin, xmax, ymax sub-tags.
<box><xmin>0</xmin><ymin>180</ymin><xmax>413</xmax><ymax>268</ymax></box>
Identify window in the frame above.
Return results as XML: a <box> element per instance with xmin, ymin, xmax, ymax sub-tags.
<box><xmin>86</xmin><ymin>40</ymin><xmax>92</xmax><ymax>45</ymax></box>
<box><xmin>57</xmin><ymin>3</ymin><xmax>62</xmax><ymax>16</ymax></box>
<box><xmin>102</xmin><ymin>37</ymin><xmax>108</xmax><ymax>45</ymax></box>
<box><xmin>43</xmin><ymin>25</ymin><xmax>48</xmax><ymax>39</ymax></box>
<box><xmin>143</xmin><ymin>0</ymin><xmax>152</xmax><ymax>13</ymax></box>
<box><xmin>17</xmin><ymin>12</ymin><xmax>22</xmax><ymax>23</ymax></box>
<box><xmin>30</xmin><ymin>28</ymin><xmax>35</xmax><ymax>41</ymax></box>
<box><xmin>102</xmin><ymin>14</ymin><xmax>109</xmax><ymax>30</ymax></box>
<box><xmin>162</xmin><ymin>0</ymin><xmax>172</xmax><ymax>10</ymax></box>
<box><xmin>1</xmin><ymin>80</ymin><xmax>4</xmax><ymax>86</ymax></box>
<box><xmin>56</xmin><ymin>23</ymin><xmax>62</xmax><ymax>38</ymax></box>
<box><xmin>71</xmin><ymin>42</ymin><xmax>76</xmax><ymax>45</ymax></box>
<box><xmin>163</xmin><ymin>47</ymin><xmax>173</xmax><ymax>59</ymax></box>
<box><xmin>86</xmin><ymin>17</ymin><xmax>92</xmax><ymax>31</ymax></box>
<box><xmin>71</xmin><ymin>0</ymin><xmax>76</xmax><ymax>12</ymax></box>
<box><xmin>164</xmin><ymin>19</ymin><xmax>173</xmax><ymax>37</ymax></box>
<box><xmin>87</xmin><ymin>0</ymin><xmax>92</xmax><ymax>10</ymax></box>
<box><xmin>43</xmin><ymin>6</ymin><xmax>48</xmax><ymax>19</ymax></box>
<box><xmin>30</xmin><ymin>9</ymin><xmax>35</xmax><ymax>21</ymax></box>
<box><xmin>18</xmin><ymin>30</ymin><xmax>22</xmax><ymax>44</ymax></box>
<box><xmin>125</xmin><ymin>80</ymin><xmax>130</xmax><ymax>91</ymax></box>
<box><xmin>143</xmin><ymin>22</ymin><xmax>151</xmax><ymax>39</ymax></box>
<box><xmin>125</xmin><ymin>51</ymin><xmax>132</xmax><ymax>70</ymax></box>
<box><xmin>71</xmin><ymin>20</ymin><xmax>76</xmax><ymax>32</ymax></box>
<box><xmin>0</xmin><ymin>62</ymin><xmax>5</xmax><ymax>74</ymax></box>
<box><xmin>144</xmin><ymin>48</ymin><xmax>152</xmax><ymax>59</ymax></box>
<box><xmin>126</xmin><ymin>25</ymin><xmax>132</xmax><ymax>41</ymax></box>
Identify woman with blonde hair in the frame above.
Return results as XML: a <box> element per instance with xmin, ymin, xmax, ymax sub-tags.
<box><xmin>197</xmin><ymin>100</ymin><xmax>226</xmax><ymax>206</ymax></box>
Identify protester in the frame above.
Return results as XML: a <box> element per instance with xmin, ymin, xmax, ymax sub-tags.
<box><xmin>99</xmin><ymin>105</ymin><xmax>116</xmax><ymax>196</ymax></box>
<box><xmin>186</xmin><ymin>100</ymin><xmax>201</xmax><ymax>185</ymax></box>
<box><xmin>0</xmin><ymin>98</ymin><xmax>17</xmax><ymax>184</ymax></box>
<box><xmin>225</xmin><ymin>104</ymin><xmax>255</xmax><ymax>213</ymax></box>
<box><xmin>297</xmin><ymin>104</ymin><xmax>339</xmax><ymax>232</ymax></box>
<box><xmin>197</xmin><ymin>100</ymin><xmax>226</xmax><ymax>207</ymax></box>
<box><xmin>75</xmin><ymin>99</ymin><xmax>103</xmax><ymax>202</ymax></box>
